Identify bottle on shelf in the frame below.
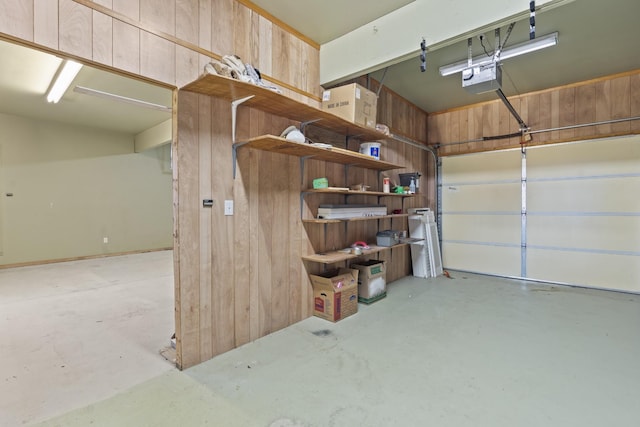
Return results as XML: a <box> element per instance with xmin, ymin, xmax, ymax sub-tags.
<box><xmin>383</xmin><ymin>177</ymin><xmax>390</xmax><ymax>193</ymax></box>
<box><xmin>409</xmin><ymin>177</ymin><xmax>416</xmax><ymax>194</ymax></box>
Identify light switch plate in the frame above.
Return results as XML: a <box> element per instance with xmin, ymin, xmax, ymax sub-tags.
<box><xmin>224</xmin><ymin>200</ymin><xmax>233</xmax><ymax>216</ymax></box>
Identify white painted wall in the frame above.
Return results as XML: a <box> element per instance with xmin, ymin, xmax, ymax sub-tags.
<box><xmin>0</xmin><ymin>113</ymin><xmax>173</xmax><ymax>265</ymax></box>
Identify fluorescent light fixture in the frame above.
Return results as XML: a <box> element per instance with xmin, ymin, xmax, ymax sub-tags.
<box><xmin>46</xmin><ymin>60</ymin><xmax>83</xmax><ymax>103</ymax></box>
<box><xmin>439</xmin><ymin>32</ymin><xmax>558</xmax><ymax>76</ymax></box>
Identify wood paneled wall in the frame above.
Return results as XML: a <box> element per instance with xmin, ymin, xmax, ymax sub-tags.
<box><xmin>363</xmin><ymin>76</ymin><xmax>436</xmax><ymax>223</ymax></box>
<box><xmin>0</xmin><ymin>0</ymin><xmax>319</xmax><ymax>369</ymax></box>
<box><xmin>343</xmin><ymin>76</ymin><xmax>436</xmax><ymax>214</ymax></box>
<box><xmin>175</xmin><ymin>94</ymin><xmax>306</xmax><ymax>366</ymax></box>
<box><xmin>430</xmin><ymin>70</ymin><xmax>640</xmax><ymax>156</ymax></box>
<box><xmin>0</xmin><ymin>0</ymin><xmax>321</xmax><ymax>100</ymax></box>
<box><xmin>175</xmin><ymin>92</ymin><xmax>431</xmax><ymax>368</ymax></box>
<box><xmin>347</xmin><ymin>76</ymin><xmax>429</xmax><ymax>144</ymax></box>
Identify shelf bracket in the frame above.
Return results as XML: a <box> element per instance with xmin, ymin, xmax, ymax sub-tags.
<box><xmin>300</xmin><ymin>119</ymin><xmax>322</xmax><ymax>134</ymax></box>
<box><xmin>231</xmin><ymin>95</ymin><xmax>255</xmax><ymax>143</ymax></box>
<box><xmin>299</xmin><ymin>155</ymin><xmax>314</xmax><ymax>185</ymax></box>
<box><xmin>299</xmin><ymin>191</ymin><xmax>310</xmax><ymax>219</ymax></box>
<box><xmin>232</xmin><ymin>141</ymin><xmax>250</xmax><ymax>179</ymax></box>
<box><xmin>344</xmin><ymin>165</ymin><xmax>349</xmax><ymax>187</ymax></box>
<box><xmin>324</xmin><ymin>223</ymin><xmax>329</xmax><ymax>253</ymax></box>
<box><xmin>345</xmin><ymin>135</ymin><xmax>354</xmax><ymax>151</ymax></box>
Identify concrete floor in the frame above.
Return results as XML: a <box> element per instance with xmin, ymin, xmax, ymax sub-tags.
<box><xmin>2</xmin><ymin>253</ymin><xmax>640</xmax><ymax>426</ymax></box>
<box><xmin>0</xmin><ymin>250</ymin><xmax>176</xmax><ymax>426</ymax></box>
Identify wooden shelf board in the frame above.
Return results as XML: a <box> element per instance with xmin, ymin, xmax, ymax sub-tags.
<box><xmin>401</xmin><ymin>237</ymin><xmax>424</xmax><ymax>244</ymax></box>
<box><xmin>302</xmin><ymin>214</ymin><xmax>409</xmax><ymax>224</ymax></box>
<box><xmin>181</xmin><ymin>73</ymin><xmax>387</xmax><ymax>140</ymax></box>
<box><xmin>303</xmin><ymin>188</ymin><xmax>416</xmax><ymax>197</ymax></box>
<box><xmin>242</xmin><ymin>135</ymin><xmax>402</xmax><ymax>170</ymax></box>
<box><xmin>301</xmin><ymin>218</ymin><xmax>342</xmax><ymax>224</ymax></box>
<box><xmin>302</xmin><ymin>243</ymin><xmax>408</xmax><ymax>264</ymax></box>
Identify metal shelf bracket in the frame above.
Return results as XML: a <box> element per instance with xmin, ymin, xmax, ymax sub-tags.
<box><xmin>231</xmin><ymin>95</ymin><xmax>255</xmax><ymax>143</ymax></box>
<box><xmin>230</xmin><ymin>95</ymin><xmax>254</xmax><ymax>179</ymax></box>
<box><xmin>300</xmin><ymin>155</ymin><xmax>314</xmax><ymax>185</ymax></box>
<box><xmin>300</xmin><ymin>119</ymin><xmax>322</xmax><ymax>134</ymax></box>
<box><xmin>232</xmin><ymin>141</ymin><xmax>250</xmax><ymax>179</ymax></box>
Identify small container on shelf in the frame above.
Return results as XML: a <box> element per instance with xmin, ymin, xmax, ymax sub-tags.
<box><xmin>376</xmin><ymin>230</ymin><xmax>401</xmax><ymax>247</ymax></box>
<box><xmin>349</xmin><ymin>183</ymin><xmax>370</xmax><ymax>191</ymax></box>
<box><xmin>313</xmin><ymin>177</ymin><xmax>328</xmax><ymax>189</ymax></box>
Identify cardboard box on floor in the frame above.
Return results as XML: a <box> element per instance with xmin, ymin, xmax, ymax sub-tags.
<box><xmin>310</xmin><ymin>268</ymin><xmax>359</xmax><ymax>322</ymax></box>
<box><xmin>321</xmin><ymin>83</ymin><xmax>377</xmax><ymax>129</ymax></box>
<box><xmin>350</xmin><ymin>260</ymin><xmax>386</xmax><ymax>301</ymax></box>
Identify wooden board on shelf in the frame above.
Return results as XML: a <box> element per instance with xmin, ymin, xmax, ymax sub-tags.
<box><xmin>240</xmin><ymin>135</ymin><xmax>402</xmax><ymax>170</ymax></box>
<box><xmin>302</xmin><ymin>214</ymin><xmax>409</xmax><ymax>224</ymax></box>
<box><xmin>303</xmin><ymin>188</ymin><xmax>416</xmax><ymax>197</ymax></box>
<box><xmin>182</xmin><ymin>73</ymin><xmax>387</xmax><ymax>140</ymax></box>
<box><xmin>301</xmin><ymin>243</ymin><xmax>408</xmax><ymax>264</ymax></box>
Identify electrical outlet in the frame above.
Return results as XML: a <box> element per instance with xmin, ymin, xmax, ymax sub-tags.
<box><xmin>224</xmin><ymin>200</ymin><xmax>233</xmax><ymax>216</ymax></box>
<box><xmin>103</xmin><ymin>237</ymin><xmax>109</xmax><ymax>244</ymax></box>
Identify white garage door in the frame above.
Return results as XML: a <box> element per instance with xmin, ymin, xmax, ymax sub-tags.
<box><xmin>441</xmin><ymin>149</ymin><xmax>522</xmax><ymax>277</ymax></box>
<box><xmin>441</xmin><ymin>135</ymin><xmax>640</xmax><ymax>292</ymax></box>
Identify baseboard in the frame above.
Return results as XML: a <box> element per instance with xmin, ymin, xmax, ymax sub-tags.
<box><xmin>0</xmin><ymin>247</ymin><xmax>173</xmax><ymax>270</ymax></box>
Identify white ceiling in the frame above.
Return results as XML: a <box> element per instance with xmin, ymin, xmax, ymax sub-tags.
<box><xmin>0</xmin><ymin>40</ymin><xmax>172</xmax><ymax>135</ymax></box>
<box><xmin>251</xmin><ymin>0</ymin><xmax>416</xmax><ymax>44</ymax></box>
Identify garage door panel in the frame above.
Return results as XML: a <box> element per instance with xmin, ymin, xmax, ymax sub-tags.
<box><xmin>528</xmin><ymin>249</ymin><xmax>640</xmax><ymax>292</ymax></box>
<box><xmin>528</xmin><ymin>137</ymin><xmax>640</xmax><ymax>178</ymax></box>
<box><xmin>442</xmin><ymin>243</ymin><xmax>520</xmax><ymax>277</ymax></box>
<box><xmin>442</xmin><ymin>136</ymin><xmax>639</xmax><ymax>291</ymax></box>
<box><xmin>528</xmin><ymin>178</ymin><xmax>640</xmax><ymax>212</ymax></box>
<box><xmin>528</xmin><ymin>216</ymin><xmax>640</xmax><ymax>252</ymax></box>
<box><xmin>442</xmin><ymin>183</ymin><xmax>521</xmax><ymax>212</ymax></box>
<box><xmin>525</xmin><ymin>137</ymin><xmax>639</xmax><ymax>293</ymax></box>
<box><xmin>443</xmin><ymin>150</ymin><xmax>521</xmax><ymax>183</ymax></box>
<box><xmin>443</xmin><ymin>214</ymin><xmax>520</xmax><ymax>244</ymax></box>
<box><xmin>442</xmin><ymin>151</ymin><xmax>521</xmax><ymax>277</ymax></box>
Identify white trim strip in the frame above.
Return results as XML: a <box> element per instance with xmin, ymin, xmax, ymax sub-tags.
<box><xmin>529</xmin><ymin>172</ymin><xmax>640</xmax><ymax>183</ymax></box>
<box><xmin>528</xmin><ymin>245</ymin><xmax>640</xmax><ymax>257</ymax></box>
<box><xmin>443</xmin><ymin>240</ymin><xmax>640</xmax><ymax>256</ymax></box>
<box><xmin>443</xmin><ymin>239</ymin><xmax>520</xmax><ymax>248</ymax></box>
<box><xmin>442</xmin><ymin>211</ymin><xmax>521</xmax><ymax>216</ymax></box>
<box><xmin>528</xmin><ymin>211</ymin><xmax>640</xmax><ymax>217</ymax></box>
<box><xmin>442</xmin><ymin>179</ymin><xmax>521</xmax><ymax>186</ymax></box>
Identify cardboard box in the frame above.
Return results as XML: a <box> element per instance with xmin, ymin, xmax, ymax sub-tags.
<box><xmin>310</xmin><ymin>268</ymin><xmax>359</xmax><ymax>322</ymax></box>
<box><xmin>350</xmin><ymin>260</ymin><xmax>386</xmax><ymax>302</ymax></box>
<box><xmin>322</xmin><ymin>83</ymin><xmax>377</xmax><ymax>129</ymax></box>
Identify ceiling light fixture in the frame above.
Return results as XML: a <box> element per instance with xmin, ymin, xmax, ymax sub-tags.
<box><xmin>439</xmin><ymin>31</ymin><xmax>558</xmax><ymax>76</ymax></box>
<box><xmin>46</xmin><ymin>60</ymin><xmax>83</xmax><ymax>103</ymax></box>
